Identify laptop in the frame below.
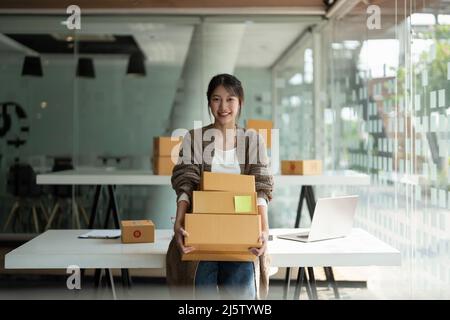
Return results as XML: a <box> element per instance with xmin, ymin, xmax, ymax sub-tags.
<box><xmin>278</xmin><ymin>195</ymin><xmax>359</xmax><ymax>242</ymax></box>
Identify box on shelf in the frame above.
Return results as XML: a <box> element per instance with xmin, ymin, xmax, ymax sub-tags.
<box><xmin>281</xmin><ymin>160</ymin><xmax>323</xmax><ymax>175</ymax></box>
<box><xmin>153</xmin><ymin>156</ymin><xmax>177</xmax><ymax>175</ymax></box>
<box><xmin>193</xmin><ymin>191</ymin><xmax>258</xmax><ymax>215</ymax></box>
<box><xmin>121</xmin><ymin>220</ymin><xmax>155</xmax><ymax>243</ymax></box>
<box><xmin>200</xmin><ymin>172</ymin><xmax>255</xmax><ymax>193</ymax></box>
<box><xmin>153</xmin><ymin>136</ymin><xmax>182</xmax><ymax>157</ymax></box>
<box><xmin>246</xmin><ymin>119</ymin><xmax>273</xmax><ymax>148</ymax></box>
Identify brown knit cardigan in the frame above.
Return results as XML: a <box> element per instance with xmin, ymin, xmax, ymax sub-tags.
<box><xmin>166</xmin><ymin>123</ymin><xmax>274</xmax><ymax>299</ymax></box>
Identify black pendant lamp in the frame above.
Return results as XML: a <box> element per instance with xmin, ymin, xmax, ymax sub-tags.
<box><xmin>126</xmin><ymin>52</ymin><xmax>146</xmax><ymax>77</ymax></box>
<box><xmin>76</xmin><ymin>57</ymin><xmax>95</xmax><ymax>78</ymax></box>
<box><xmin>22</xmin><ymin>56</ymin><xmax>43</xmax><ymax>77</ymax></box>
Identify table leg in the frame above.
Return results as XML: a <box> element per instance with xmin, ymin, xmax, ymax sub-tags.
<box><xmin>88</xmin><ymin>185</ymin><xmax>102</xmax><ymax>229</ymax></box>
<box><xmin>107</xmin><ymin>185</ymin><xmax>121</xmax><ymax>228</ymax></box>
<box><xmin>106</xmin><ymin>185</ymin><xmax>132</xmax><ymax>289</ymax></box>
<box><xmin>285</xmin><ymin>186</ymin><xmax>307</xmax><ymax>299</ymax></box>
<box><xmin>307</xmin><ymin>267</ymin><xmax>318</xmax><ymax>299</ymax></box>
<box><xmin>305</xmin><ymin>186</ymin><xmax>340</xmax><ymax>299</ymax></box>
<box><xmin>294</xmin><ymin>267</ymin><xmax>305</xmax><ymax>299</ymax></box>
<box><xmin>283</xmin><ymin>267</ymin><xmax>291</xmax><ymax>299</ymax></box>
<box><xmin>105</xmin><ymin>268</ymin><xmax>117</xmax><ymax>300</ymax></box>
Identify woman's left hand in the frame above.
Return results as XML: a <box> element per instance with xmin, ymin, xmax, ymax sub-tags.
<box><xmin>249</xmin><ymin>231</ymin><xmax>269</xmax><ymax>257</ymax></box>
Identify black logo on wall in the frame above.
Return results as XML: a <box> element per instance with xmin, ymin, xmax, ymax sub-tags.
<box><xmin>0</xmin><ymin>102</ymin><xmax>29</xmax><ymax>148</ymax></box>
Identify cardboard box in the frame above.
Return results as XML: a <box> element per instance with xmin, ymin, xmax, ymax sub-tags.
<box><xmin>182</xmin><ymin>251</ymin><xmax>257</xmax><ymax>262</ymax></box>
<box><xmin>153</xmin><ymin>156</ymin><xmax>177</xmax><ymax>175</ymax></box>
<box><xmin>246</xmin><ymin>119</ymin><xmax>273</xmax><ymax>148</ymax></box>
<box><xmin>201</xmin><ymin>172</ymin><xmax>255</xmax><ymax>193</ymax></box>
<box><xmin>281</xmin><ymin>160</ymin><xmax>323</xmax><ymax>175</ymax></box>
<box><xmin>184</xmin><ymin>214</ymin><xmax>261</xmax><ymax>252</ymax></box>
<box><xmin>121</xmin><ymin>220</ymin><xmax>155</xmax><ymax>243</ymax></box>
<box><xmin>193</xmin><ymin>191</ymin><xmax>258</xmax><ymax>215</ymax></box>
<box><xmin>153</xmin><ymin>136</ymin><xmax>182</xmax><ymax>157</ymax></box>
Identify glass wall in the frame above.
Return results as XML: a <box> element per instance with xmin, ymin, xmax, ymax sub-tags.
<box><xmin>274</xmin><ymin>0</ymin><xmax>450</xmax><ymax>298</ymax></box>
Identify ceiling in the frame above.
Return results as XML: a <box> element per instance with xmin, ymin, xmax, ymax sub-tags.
<box><xmin>0</xmin><ymin>17</ymin><xmax>315</xmax><ymax>68</ymax></box>
<box><xmin>0</xmin><ymin>0</ymin><xmax>326</xmax><ymax>14</ymax></box>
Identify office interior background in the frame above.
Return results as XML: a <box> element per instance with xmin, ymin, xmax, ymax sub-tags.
<box><xmin>0</xmin><ymin>0</ymin><xmax>449</xmax><ymax>299</ymax></box>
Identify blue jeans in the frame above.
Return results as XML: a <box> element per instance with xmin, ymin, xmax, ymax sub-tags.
<box><xmin>194</xmin><ymin>261</ymin><xmax>256</xmax><ymax>300</ymax></box>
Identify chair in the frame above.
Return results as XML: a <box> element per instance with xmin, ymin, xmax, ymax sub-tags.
<box><xmin>3</xmin><ymin>163</ymin><xmax>48</xmax><ymax>233</ymax></box>
<box><xmin>45</xmin><ymin>157</ymin><xmax>89</xmax><ymax>229</ymax></box>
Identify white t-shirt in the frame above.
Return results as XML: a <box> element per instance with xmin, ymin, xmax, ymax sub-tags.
<box><xmin>177</xmin><ymin>147</ymin><xmax>267</xmax><ymax>207</ymax></box>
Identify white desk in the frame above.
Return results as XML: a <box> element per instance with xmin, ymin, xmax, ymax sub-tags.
<box><xmin>5</xmin><ymin>228</ymin><xmax>400</xmax><ymax>269</ymax></box>
<box><xmin>273</xmin><ymin>170</ymin><xmax>370</xmax><ymax>186</ymax></box>
<box><xmin>5</xmin><ymin>228</ymin><xmax>399</xmax><ymax>299</ymax></box>
<box><xmin>36</xmin><ymin>169</ymin><xmax>171</xmax><ymax>185</ymax></box>
<box><xmin>36</xmin><ymin>169</ymin><xmax>369</xmax><ymax>186</ymax></box>
<box><xmin>35</xmin><ymin>169</ymin><xmax>372</xmax><ymax>297</ymax></box>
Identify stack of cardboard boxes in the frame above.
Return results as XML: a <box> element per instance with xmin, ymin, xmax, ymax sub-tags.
<box><xmin>183</xmin><ymin>172</ymin><xmax>262</xmax><ymax>262</ymax></box>
<box><xmin>281</xmin><ymin>160</ymin><xmax>323</xmax><ymax>175</ymax></box>
<box><xmin>152</xmin><ymin>137</ymin><xmax>182</xmax><ymax>175</ymax></box>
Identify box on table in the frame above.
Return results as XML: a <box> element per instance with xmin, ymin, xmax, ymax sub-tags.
<box><xmin>182</xmin><ymin>214</ymin><xmax>261</xmax><ymax>261</ymax></box>
<box><xmin>281</xmin><ymin>160</ymin><xmax>323</xmax><ymax>175</ymax></box>
<box><xmin>153</xmin><ymin>156</ymin><xmax>177</xmax><ymax>175</ymax></box>
<box><xmin>200</xmin><ymin>172</ymin><xmax>255</xmax><ymax>193</ymax></box>
<box><xmin>246</xmin><ymin>119</ymin><xmax>273</xmax><ymax>148</ymax></box>
<box><xmin>193</xmin><ymin>191</ymin><xmax>258</xmax><ymax>215</ymax></box>
<box><xmin>121</xmin><ymin>220</ymin><xmax>155</xmax><ymax>243</ymax></box>
<box><xmin>153</xmin><ymin>136</ymin><xmax>182</xmax><ymax>157</ymax></box>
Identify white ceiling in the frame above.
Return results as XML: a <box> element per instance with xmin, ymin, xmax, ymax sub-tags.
<box><xmin>236</xmin><ymin>22</ymin><xmax>310</xmax><ymax>68</ymax></box>
<box><xmin>0</xmin><ymin>17</ymin><xmax>314</xmax><ymax>68</ymax></box>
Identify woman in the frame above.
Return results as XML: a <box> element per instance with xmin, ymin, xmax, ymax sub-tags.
<box><xmin>166</xmin><ymin>73</ymin><xmax>274</xmax><ymax>300</ymax></box>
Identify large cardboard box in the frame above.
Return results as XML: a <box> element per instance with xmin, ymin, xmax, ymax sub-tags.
<box><xmin>184</xmin><ymin>214</ymin><xmax>261</xmax><ymax>252</ymax></box>
<box><xmin>281</xmin><ymin>160</ymin><xmax>323</xmax><ymax>175</ymax></box>
<box><xmin>153</xmin><ymin>136</ymin><xmax>182</xmax><ymax>157</ymax></box>
<box><xmin>121</xmin><ymin>220</ymin><xmax>155</xmax><ymax>243</ymax></box>
<box><xmin>153</xmin><ymin>156</ymin><xmax>176</xmax><ymax>175</ymax></box>
<box><xmin>201</xmin><ymin>172</ymin><xmax>255</xmax><ymax>193</ymax></box>
<box><xmin>182</xmin><ymin>251</ymin><xmax>257</xmax><ymax>262</ymax></box>
<box><xmin>246</xmin><ymin>119</ymin><xmax>273</xmax><ymax>148</ymax></box>
<box><xmin>193</xmin><ymin>191</ymin><xmax>258</xmax><ymax>215</ymax></box>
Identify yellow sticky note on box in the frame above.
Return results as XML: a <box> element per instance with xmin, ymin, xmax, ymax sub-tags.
<box><xmin>234</xmin><ymin>196</ymin><xmax>252</xmax><ymax>213</ymax></box>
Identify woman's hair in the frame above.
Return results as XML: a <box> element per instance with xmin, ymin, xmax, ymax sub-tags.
<box><xmin>206</xmin><ymin>73</ymin><xmax>244</xmax><ymax>118</ymax></box>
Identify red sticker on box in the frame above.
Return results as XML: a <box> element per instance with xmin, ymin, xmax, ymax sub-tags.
<box><xmin>133</xmin><ymin>230</ymin><xmax>141</xmax><ymax>238</ymax></box>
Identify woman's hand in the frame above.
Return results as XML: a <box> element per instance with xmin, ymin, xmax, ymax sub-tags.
<box><xmin>249</xmin><ymin>230</ymin><xmax>269</xmax><ymax>257</ymax></box>
<box><xmin>174</xmin><ymin>224</ymin><xmax>195</xmax><ymax>255</ymax></box>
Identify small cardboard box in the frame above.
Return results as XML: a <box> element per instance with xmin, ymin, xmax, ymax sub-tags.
<box><xmin>246</xmin><ymin>119</ymin><xmax>273</xmax><ymax>148</ymax></box>
<box><xmin>281</xmin><ymin>160</ymin><xmax>323</xmax><ymax>175</ymax></box>
<box><xmin>184</xmin><ymin>214</ymin><xmax>261</xmax><ymax>252</ymax></box>
<box><xmin>153</xmin><ymin>136</ymin><xmax>182</xmax><ymax>157</ymax></box>
<box><xmin>121</xmin><ymin>220</ymin><xmax>155</xmax><ymax>243</ymax></box>
<box><xmin>193</xmin><ymin>191</ymin><xmax>258</xmax><ymax>214</ymax></box>
<box><xmin>153</xmin><ymin>156</ymin><xmax>177</xmax><ymax>175</ymax></box>
<box><xmin>201</xmin><ymin>172</ymin><xmax>255</xmax><ymax>193</ymax></box>
<box><xmin>182</xmin><ymin>251</ymin><xmax>257</xmax><ymax>262</ymax></box>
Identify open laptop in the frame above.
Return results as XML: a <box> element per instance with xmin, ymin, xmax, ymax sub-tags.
<box><xmin>278</xmin><ymin>195</ymin><xmax>359</xmax><ymax>242</ymax></box>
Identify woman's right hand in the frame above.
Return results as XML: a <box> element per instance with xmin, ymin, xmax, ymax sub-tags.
<box><xmin>174</xmin><ymin>224</ymin><xmax>195</xmax><ymax>255</ymax></box>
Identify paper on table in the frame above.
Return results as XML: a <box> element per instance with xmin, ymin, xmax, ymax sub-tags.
<box><xmin>234</xmin><ymin>195</ymin><xmax>252</xmax><ymax>213</ymax></box>
<box><xmin>78</xmin><ymin>230</ymin><xmax>121</xmax><ymax>239</ymax></box>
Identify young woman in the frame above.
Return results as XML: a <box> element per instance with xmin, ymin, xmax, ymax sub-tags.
<box><xmin>166</xmin><ymin>73</ymin><xmax>274</xmax><ymax>300</ymax></box>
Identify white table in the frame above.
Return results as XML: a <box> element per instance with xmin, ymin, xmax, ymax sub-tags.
<box><xmin>36</xmin><ymin>169</ymin><xmax>371</xmax><ymax>296</ymax></box>
<box><xmin>5</xmin><ymin>228</ymin><xmax>400</xmax><ymax>299</ymax></box>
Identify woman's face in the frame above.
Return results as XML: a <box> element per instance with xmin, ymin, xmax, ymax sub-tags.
<box><xmin>209</xmin><ymin>85</ymin><xmax>240</xmax><ymax>126</ymax></box>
